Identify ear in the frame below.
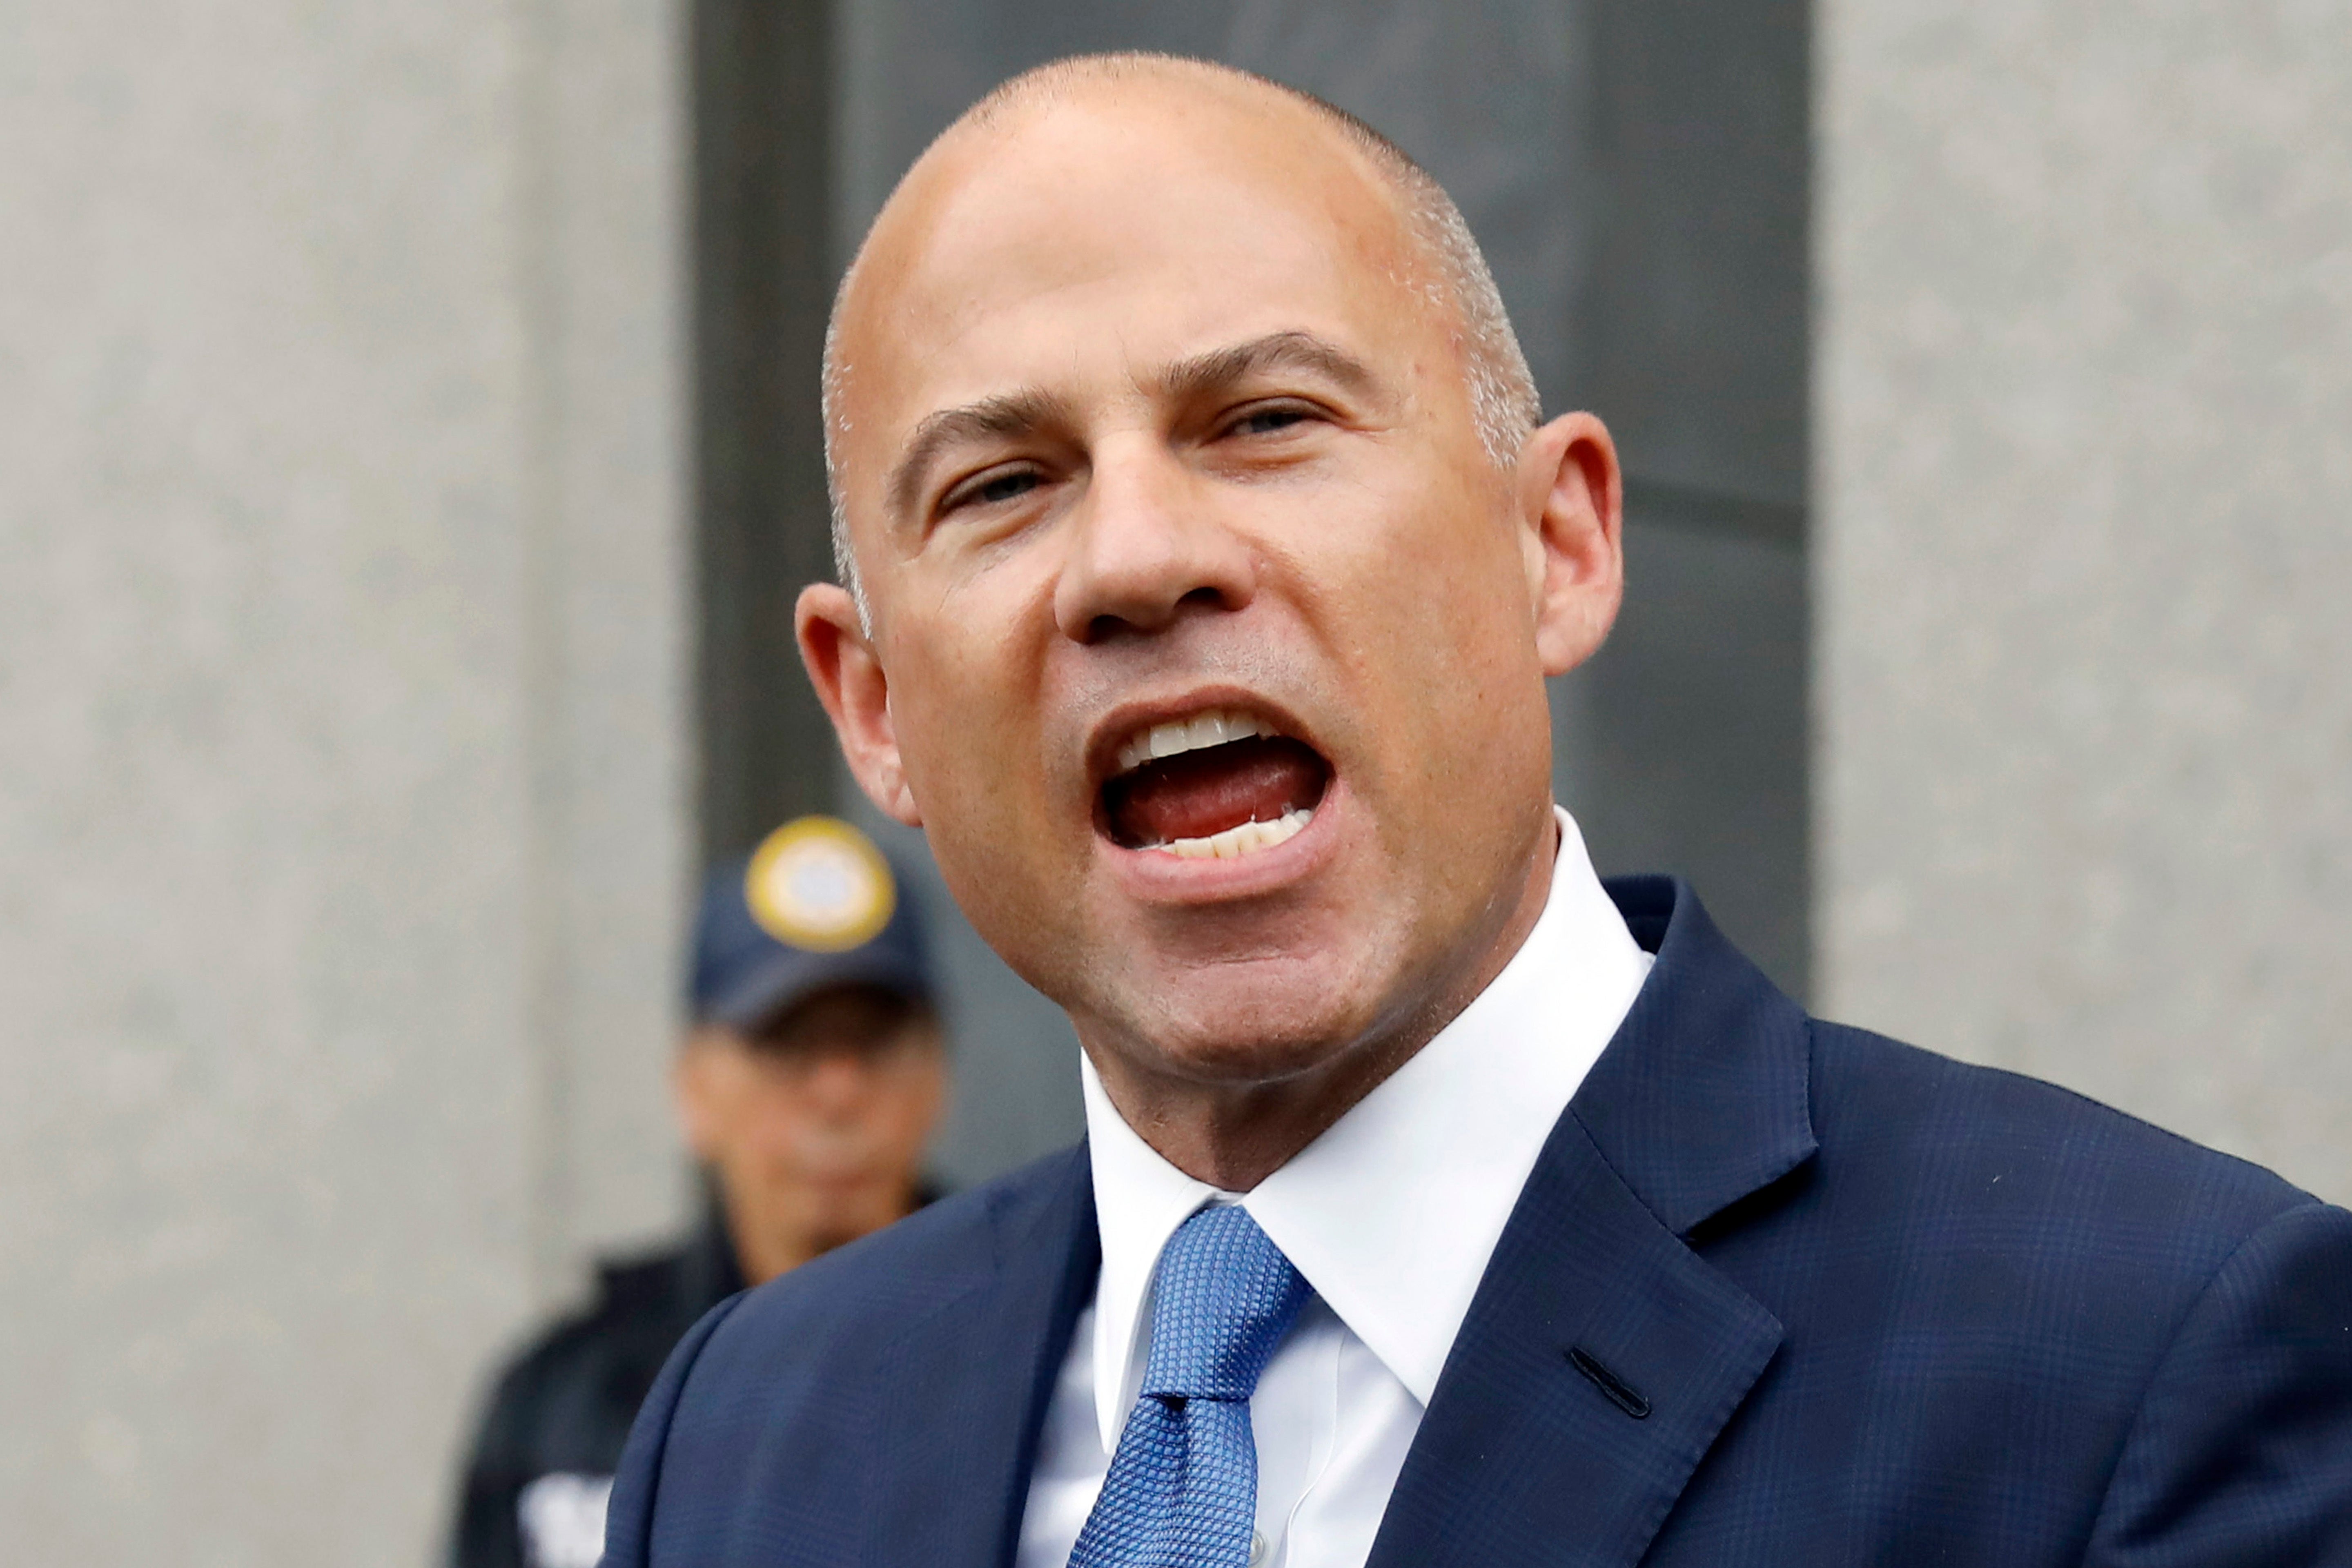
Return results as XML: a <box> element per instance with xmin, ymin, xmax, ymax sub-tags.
<box><xmin>1515</xmin><ymin>412</ymin><xmax>1625</xmax><ymax>677</ymax></box>
<box><xmin>796</xmin><ymin>583</ymin><xmax>922</xmax><ymax>827</ymax></box>
<box><xmin>673</xmin><ymin>1031</ymin><xmax>725</xmax><ymax>1162</ymax></box>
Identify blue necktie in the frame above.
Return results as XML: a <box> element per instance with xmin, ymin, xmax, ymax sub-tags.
<box><xmin>1068</xmin><ymin>1204</ymin><xmax>1312</xmax><ymax>1568</ymax></box>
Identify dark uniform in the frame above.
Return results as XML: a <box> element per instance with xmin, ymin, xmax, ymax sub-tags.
<box><xmin>449</xmin><ymin>1214</ymin><xmax>744</xmax><ymax>1568</ymax></box>
<box><xmin>448</xmin><ymin>815</ymin><xmax>942</xmax><ymax>1568</ymax></box>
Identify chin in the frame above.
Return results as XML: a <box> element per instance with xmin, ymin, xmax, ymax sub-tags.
<box><xmin>800</xmin><ymin>1200</ymin><xmax>886</xmax><ymax>1251</ymax></box>
<box><xmin>1111</xmin><ymin>957</ymin><xmax>1392</xmax><ymax>1089</ymax></box>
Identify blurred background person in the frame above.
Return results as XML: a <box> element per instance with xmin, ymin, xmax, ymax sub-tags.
<box><xmin>445</xmin><ymin>816</ymin><xmax>947</xmax><ymax>1568</ymax></box>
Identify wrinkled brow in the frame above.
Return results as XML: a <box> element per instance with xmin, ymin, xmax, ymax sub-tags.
<box><xmin>883</xmin><ymin>332</ymin><xmax>1378</xmax><ymax>523</ymax></box>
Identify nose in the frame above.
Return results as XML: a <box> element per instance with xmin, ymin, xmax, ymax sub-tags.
<box><xmin>800</xmin><ymin>1048</ymin><xmax>877</xmax><ymax>1117</ymax></box>
<box><xmin>1052</xmin><ymin>435</ymin><xmax>1256</xmax><ymax>642</ymax></box>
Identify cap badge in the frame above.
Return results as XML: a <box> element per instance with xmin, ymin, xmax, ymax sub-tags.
<box><xmin>745</xmin><ymin>816</ymin><xmax>897</xmax><ymax>953</ymax></box>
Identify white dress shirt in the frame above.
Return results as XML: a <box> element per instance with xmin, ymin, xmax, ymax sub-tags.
<box><xmin>1017</xmin><ymin>808</ymin><xmax>1654</xmax><ymax>1568</ymax></box>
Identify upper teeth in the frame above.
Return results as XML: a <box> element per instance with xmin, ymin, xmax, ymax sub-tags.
<box><xmin>1114</xmin><ymin>708</ymin><xmax>1277</xmax><ymax>775</ymax></box>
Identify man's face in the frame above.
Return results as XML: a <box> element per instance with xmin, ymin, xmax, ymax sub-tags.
<box><xmin>811</xmin><ymin>87</ymin><xmax>1613</xmax><ymax>1096</ymax></box>
<box><xmin>677</xmin><ymin>987</ymin><xmax>944</xmax><ymax>1284</ymax></box>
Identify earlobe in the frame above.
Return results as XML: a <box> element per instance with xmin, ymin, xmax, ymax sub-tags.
<box><xmin>795</xmin><ymin>584</ymin><xmax>924</xmax><ymax>827</ymax></box>
<box><xmin>1519</xmin><ymin>413</ymin><xmax>1626</xmax><ymax>678</ymax></box>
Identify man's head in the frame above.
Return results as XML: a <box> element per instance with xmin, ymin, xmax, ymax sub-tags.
<box><xmin>797</xmin><ymin>55</ymin><xmax>1622</xmax><ymax>1181</ymax></box>
<box><xmin>676</xmin><ymin>818</ymin><xmax>947</xmax><ymax>1284</ymax></box>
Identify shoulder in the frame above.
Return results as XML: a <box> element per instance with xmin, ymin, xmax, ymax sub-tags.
<box><xmin>481</xmin><ymin>1254</ymin><xmax>667</xmax><ymax>1415</ymax></box>
<box><xmin>1794</xmin><ymin>1029</ymin><xmax>2352</xmax><ymax>1561</ymax></box>
<box><xmin>466</xmin><ymin>1240</ymin><xmax>708</xmax><ymax>1462</ymax></box>
<box><xmin>1811</xmin><ymin>1021</ymin><xmax>2314</xmax><ymax>1207</ymax></box>
<box><xmin>1799</xmin><ymin>1020</ymin><xmax>2321</xmax><ymax>1290</ymax></box>
<box><xmin>601</xmin><ymin>1146</ymin><xmax>1092</xmax><ymax>1566</ymax></box>
<box><xmin>677</xmin><ymin>1143</ymin><xmax>1088</xmax><ymax>1395</ymax></box>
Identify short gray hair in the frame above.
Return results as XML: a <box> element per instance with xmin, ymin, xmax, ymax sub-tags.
<box><xmin>821</xmin><ymin>53</ymin><xmax>1542</xmax><ymax>619</ymax></box>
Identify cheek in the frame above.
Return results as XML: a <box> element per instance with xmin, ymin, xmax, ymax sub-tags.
<box><xmin>886</xmin><ymin>580</ymin><xmax>1056</xmax><ymax>808</ymax></box>
<box><xmin>1319</xmin><ymin>494</ymin><xmax>1534</xmax><ymax>700</ymax></box>
<box><xmin>740</xmin><ymin>1094</ymin><xmax>810</xmax><ymax>1163</ymax></box>
<box><xmin>1301</xmin><ymin>497</ymin><xmax>1550</xmax><ymax>836</ymax></box>
<box><xmin>878</xmin><ymin>1085</ymin><xmax>939</xmax><ymax>1150</ymax></box>
<box><xmin>882</xmin><ymin>595</ymin><xmax>1091</xmax><ymax>963</ymax></box>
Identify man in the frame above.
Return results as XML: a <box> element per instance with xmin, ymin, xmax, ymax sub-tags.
<box><xmin>450</xmin><ymin>815</ymin><xmax>945</xmax><ymax>1568</ymax></box>
<box><xmin>606</xmin><ymin>53</ymin><xmax>2352</xmax><ymax>1568</ymax></box>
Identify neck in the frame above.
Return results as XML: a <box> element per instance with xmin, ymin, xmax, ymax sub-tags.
<box><xmin>725</xmin><ymin>1187</ymin><xmax>920</xmax><ymax>1287</ymax></box>
<box><xmin>1087</xmin><ymin>826</ymin><xmax>1558</xmax><ymax>1191</ymax></box>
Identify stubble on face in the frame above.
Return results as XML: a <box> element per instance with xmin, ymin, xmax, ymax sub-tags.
<box><xmin>815</xmin><ymin>68</ymin><xmax>1573</xmax><ymax>1185</ymax></box>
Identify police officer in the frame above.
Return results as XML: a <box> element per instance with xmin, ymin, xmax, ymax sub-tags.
<box><xmin>447</xmin><ymin>816</ymin><xmax>948</xmax><ymax>1568</ymax></box>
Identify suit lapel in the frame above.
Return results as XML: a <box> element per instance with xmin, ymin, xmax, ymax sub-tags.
<box><xmin>1369</xmin><ymin>878</ymin><xmax>1814</xmax><ymax>1568</ymax></box>
<box><xmin>1367</xmin><ymin>1111</ymin><xmax>1784</xmax><ymax>1568</ymax></box>
<box><xmin>860</xmin><ymin>1148</ymin><xmax>1100</xmax><ymax>1568</ymax></box>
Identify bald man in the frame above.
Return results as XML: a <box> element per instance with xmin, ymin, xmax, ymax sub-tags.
<box><xmin>605</xmin><ymin>54</ymin><xmax>2352</xmax><ymax>1568</ymax></box>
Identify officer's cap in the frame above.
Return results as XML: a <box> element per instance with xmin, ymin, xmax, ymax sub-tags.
<box><xmin>690</xmin><ymin>816</ymin><xmax>935</xmax><ymax>1033</ymax></box>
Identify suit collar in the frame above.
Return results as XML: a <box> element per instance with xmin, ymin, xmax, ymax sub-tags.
<box><xmin>1368</xmin><ymin>878</ymin><xmax>1810</xmax><ymax>1567</ymax></box>
<box><xmin>1577</xmin><ymin>875</ymin><xmax>1817</xmax><ymax>1235</ymax></box>
<box><xmin>1075</xmin><ymin>808</ymin><xmax>1653</xmax><ymax>1431</ymax></box>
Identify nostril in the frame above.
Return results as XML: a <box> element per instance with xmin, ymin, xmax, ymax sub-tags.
<box><xmin>1079</xmin><ymin>588</ymin><xmax>1229</xmax><ymax>645</ymax></box>
<box><xmin>1091</xmin><ymin>587</ymin><xmax>1235</xmax><ymax>642</ymax></box>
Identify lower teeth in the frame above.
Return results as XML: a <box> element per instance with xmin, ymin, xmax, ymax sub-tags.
<box><xmin>1151</xmin><ymin>806</ymin><xmax>1312</xmax><ymax>860</ymax></box>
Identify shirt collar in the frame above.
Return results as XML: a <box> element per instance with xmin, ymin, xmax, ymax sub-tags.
<box><xmin>1078</xmin><ymin>807</ymin><xmax>1655</xmax><ymax>1450</ymax></box>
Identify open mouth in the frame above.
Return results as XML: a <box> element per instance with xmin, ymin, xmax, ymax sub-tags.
<box><xmin>1100</xmin><ymin>706</ymin><xmax>1332</xmax><ymax>859</ymax></box>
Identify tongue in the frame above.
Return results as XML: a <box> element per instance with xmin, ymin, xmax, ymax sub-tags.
<box><xmin>1107</xmin><ymin>736</ymin><xmax>1326</xmax><ymax>846</ymax></box>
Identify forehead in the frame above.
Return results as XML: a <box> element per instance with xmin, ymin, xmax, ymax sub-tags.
<box><xmin>837</xmin><ymin>88</ymin><xmax>1432</xmax><ymax>460</ymax></box>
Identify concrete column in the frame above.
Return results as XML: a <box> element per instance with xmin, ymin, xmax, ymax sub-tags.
<box><xmin>1818</xmin><ymin>0</ymin><xmax>2352</xmax><ymax>1200</ymax></box>
<box><xmin>0</xmin><ymin>0</ymin><xmax>688</xmax><ymax>1559</ymax></box>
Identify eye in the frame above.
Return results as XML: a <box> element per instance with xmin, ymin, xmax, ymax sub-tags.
<box><xmin>975</xmin><ymin>470</ymin><xmax>1040</xmax><ymax>503</ymax></box>
<box><xmin>941</xmin><ymin>465</ymin><xmax>1043</xmax><ymax>513</ymax></box>
<box><xmin>1227</xmin><ymin>403</ymin><xmax>1316</xmax><ymax>438</ymax></box>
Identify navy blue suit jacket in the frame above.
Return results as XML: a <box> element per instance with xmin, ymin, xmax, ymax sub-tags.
<box><xmin>605</xmin><ymin>880</ymin><xmax>2352</xmax><ymax>1566</ymax></box>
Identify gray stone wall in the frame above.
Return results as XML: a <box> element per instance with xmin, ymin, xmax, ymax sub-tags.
<box><xmin>0</xmin><ymin>0</ymin><xmax>689</xmax><ymax>1560</ymax></box>
<box><xmin>1818</xmin><ymin>0</ymin><xmax>2352</xmax><ymax>1201</ymax></box>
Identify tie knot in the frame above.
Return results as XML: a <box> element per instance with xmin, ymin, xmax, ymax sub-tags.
<box><xmin>1141</xmin><ymin>1205</ymin><xmax>1310</xmax><ymax>1404</ymax></box>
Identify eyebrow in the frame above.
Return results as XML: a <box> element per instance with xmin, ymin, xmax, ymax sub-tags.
<box><xmin>1154</xmin><ymin>330</ymin><xmax>1379</xmax><ymax>408</ymax></box>
<box><xmin>886</xmin><ymin>389</ymin><xmax>1075</xmax><ymax>523</ymax></box>
<box><xmin>882</xmin><ymin>330</ymin><xmax>1381</xmax><ymax>524</ymax></box>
